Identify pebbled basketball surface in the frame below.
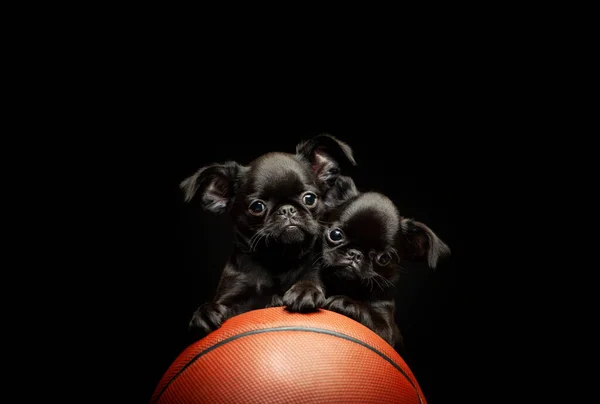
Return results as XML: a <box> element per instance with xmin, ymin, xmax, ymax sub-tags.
<box><xmin>151</xmin><ymin>307</ymin><xmax>427</xmax><ymax>404</ymax></box>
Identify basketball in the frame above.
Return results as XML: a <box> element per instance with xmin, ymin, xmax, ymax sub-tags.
<box><xmin>150</xmin><ymin>307</ymin><xmax>427</xmax><ymax>403</ymax></box>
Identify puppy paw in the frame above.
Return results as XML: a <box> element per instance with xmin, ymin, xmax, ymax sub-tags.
<box><xmin>323</xmin><ymin>295</ymin><xmax>362</xmax><ymax>321</ymax></box>
<box><xmin>283</xmin><ymin>283</ymin><xmax>325</xmax><ymax>313</ymax></box>
<box><xmin>188</xmin><ymin>302</ymin><xmax>229</xmax><ymax>340</ymax></box>
<box><xmin>265</xmin><ymin>294</ymin><xmax>284</xmax><ymax>308</ymax></box>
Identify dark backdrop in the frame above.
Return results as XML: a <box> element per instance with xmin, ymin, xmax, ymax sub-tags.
<box><xmin>116</xmin><ymin>114</ymin><xmax>477</xmax><ymax>403</ymax></box>
<box><xmin>39</xmin><ymin>21</ymin><xmax>527</xmax><ymax>403</ymax></box>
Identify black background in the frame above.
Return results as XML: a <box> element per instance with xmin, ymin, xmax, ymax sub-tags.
<box><xmin>85</xmin><ymin>55</ymin><xmax>508</xmax><ymax>402</ymax></box>
<box><xmin>117</xmin><ymin>111</ymin><xmax>480</xmax><ymax>403</ymax></box>
<box><xmin>26</xmin><ymin>14</ymin><xmax>550</xmax><ymax>402</ymax></box>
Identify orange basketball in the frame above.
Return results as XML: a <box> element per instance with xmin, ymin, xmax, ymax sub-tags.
<box><xmin>150</xmin><ymin>307</ymin><xmax>427</xmax><ymax>404</ymax></box>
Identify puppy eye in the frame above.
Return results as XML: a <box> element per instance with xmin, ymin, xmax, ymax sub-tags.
<box><xmin>302</xmin><ymin>192</ymin><xmax>318</xmax><ymax>207</ymax></box>
<box><xmin>328</xmin><ymin>228</ymin><xmax>344</xmax><ymax>243</ymax></box>
<box><xmin>248</xmin><ymin>200</ymin><xmax>266</xmax><ymax>215</ymax></box>
<box><xmin>376</xmin><ymin>252</ymin><xmax>392</xmax><ymax>266</ymax></box>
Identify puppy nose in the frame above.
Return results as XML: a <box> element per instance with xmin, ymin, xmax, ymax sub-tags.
<box><xmin>277</xmin><ymin>205</ymin><xmax>297</xmax><ymax>218</ymax></box>
<box><xmin>347</xmin><ymin>249</ymin><xmax>363</xmax><ymax>262</ymax></box>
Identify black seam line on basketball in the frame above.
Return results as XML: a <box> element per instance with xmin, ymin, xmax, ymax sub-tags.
<box><xmin>154</xmin><ymin>326</ymin><xmax>423</xmax><ymax>404</ymax></box>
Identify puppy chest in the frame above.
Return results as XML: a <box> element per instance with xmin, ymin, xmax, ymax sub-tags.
<box><xmin>254</xmin><ymin>276</ymin><xmax>275</xmax><ymax>294</ymax></box>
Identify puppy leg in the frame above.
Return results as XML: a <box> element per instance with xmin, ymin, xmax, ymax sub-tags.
<box><xmin>265</xmin><ymin>294</ymin><xmax>284</xmax><ymax>308</ymax></box>
<box><xmin>323</xmin><ymin>295</ymin><xmax>375</xmax><ymax>330</ymax></box>
<box><xmin>189</xmin><ymin>302</ymin><xmax>230</xmax><ymax>340</ymax></box>
<box><xmin>369</xmin><ymin>300</ymin><xmax>401</xmax><ymax>347</ymax></box>
<box><xmin>189</xmin><ymin>266</ymin><xmax>253</xmax><ymax>339</ymax></box>
<box><xmin>324</xmin><ymin>297</ymin><xmax>398</xmax><ymax>346</ymax></box>
<box><xmin>283</xmin><ymin>280</ymin><xmax>325</xmax><ymax>313</ymax></box>
<box><xmin>370</xmin><ymin>321</ymin><xmax>398</xmax><ymax>347</ymax></box>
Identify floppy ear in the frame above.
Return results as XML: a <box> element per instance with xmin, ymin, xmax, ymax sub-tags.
<box><xmin>179</xmin><ymin>161</ymin><xmax>247</xmax><ymax>213</ymax></box>
<box><xmin>296</xmin><ymin>133</ymin><xmax>357</xmax><ymax>189</ymax></box>
<box><xmin>322</xmin><ymin>175</ymin><xmax>360</xmax><ymax>208</ymax></box>
<box><xmin>398</xmin><ymin>218</ymin><xmax>450</xmax><ymax>268</ymax></box>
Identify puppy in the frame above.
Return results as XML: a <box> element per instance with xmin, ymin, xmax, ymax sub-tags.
<box><xmin>180</xmin><ymin>135</ymin><xmax>356</xmax><ymax>339</ymax></box>
<box><xmin>318</xmin><ymin>176</ymin><xmax>450</xmax><ymax>347</ymax></box>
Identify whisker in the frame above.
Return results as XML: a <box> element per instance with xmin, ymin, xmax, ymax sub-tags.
<box><xmin>250</xmin><ymin>230</ymin><xmax>266</xmax><ymax>252</ymax></box>
<box><xmin>370</xmin><ymin>276</ymin><xmax>381</xmax><ymax>291</ymax></box>
<box><xmin>312</xmin><ymin>252</ymin><xmax>325</xmax><ymax>265</ymax></box>
<box><xmin>248</xmin><ymin>234</ymin><xmax>259</xmax><ymax>251</ymax></box>
<box><xmin>248</xmin><ymin>230</ymin><xmax>262</xmax><ymax>246</ymax></box>
<box><xmin>320</xmin><ymin>261</ymin><xmax>331</xmax><ymax>269</ymax></box>
<box><xmin>361</xmin><ymin>276</ymin><xmax>373</xmax><ymax>293</ymax></box>
<box><xmin>374</xmin><ymin>273</ymin><xmax>395</xmax><ymax>289</ymax></box>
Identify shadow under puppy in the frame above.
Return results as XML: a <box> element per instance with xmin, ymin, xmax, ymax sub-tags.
<box><xmin>317</xmin><ymin>176</ymin><xmax>450</xmax><ymax>347</ymax></box>
<box><xmin>180</xmin><ymin>135</ymin><xmax>356</xmax><ymax>340</ymax></box>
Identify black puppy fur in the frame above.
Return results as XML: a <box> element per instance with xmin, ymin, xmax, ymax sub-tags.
<box><xmin>318</xmin><ymin>176</ymin><xmax>450</xmax><ymax>347</ymax></box>
<box><xmin>180</xmin><ymin>135</ymin><xmax>356</xmax><ymax>340</ymax></box>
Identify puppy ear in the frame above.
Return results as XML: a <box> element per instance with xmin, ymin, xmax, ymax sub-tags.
<box><xmin>398</xmin><ymin>218</ymin><xmax>450</xmax><ymax>268</ymax></box>
<box><xmin>323</xmin><ymin>175</ymin><xmax>360</xmax><ymax>208</ymax></box>
<box><xmin>296</xmin><ymin>133</ymin><xmax>357</xmax><ymax>189</ymax></box>
<box><xmin>180</xmin><ymin>161</ymin><xmax>246</xmax><ymax>213</ymax></box>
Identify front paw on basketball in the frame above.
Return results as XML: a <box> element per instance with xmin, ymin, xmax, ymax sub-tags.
<box><xmin>265</xmin><ymin>294</ymin><xmax>284</xmax><ymax>308</ymax></box>
<box><xmin>189</xmin><ymin>302</ymin><xmax>229</xmax><ymax>339</ymax></box>
<box><xmin>283</xmin><ymin>284</ymin><xmax>325</xmax><ymax>313</ymax></box>
<box><xmin>323</xmin><ymin>295</ymin><xmax>361</xmax><ymax>320</ymax></box>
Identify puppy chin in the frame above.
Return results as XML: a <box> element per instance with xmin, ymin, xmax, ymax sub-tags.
<box><xmin>278</xmin><ymin>225</ymin><xmax>306</xmax><ymax>243</ymax></box>
<box><xmin>269</xmin><ymin>217</ymin><xmax>318</xmax><ymax>244</ymax></box>
<box><xmin>323</xmin><ymin>253</ymin><xmax>366</xmax><ymax>279</ymax></box>
<box><xmin>331</xmin><ymin>265</ymin><xmax>362</xmax><ymax>280</ymax></box>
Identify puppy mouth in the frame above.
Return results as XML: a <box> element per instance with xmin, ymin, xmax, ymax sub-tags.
<box><xmin>337</xmin><ymin>260</ymin><xmax>361</xmax><ymax>272</ymax></box>
<box><xmin>280</xmin><ymin>219</ymin><xmax>305</xmax><ymax>231</ymax></box>
<box><xmin>345</xmin><ymin>263</ymin><xmax>360</xmax><ymax>271</ymax></box>
<box><xmin>262</xmin><ymin>217</ymin><xmax>319</xmax><ymax>243</ymax></box>
<box><xmin>328</xmin><ymin>261</ymin><xmax>362</xmax><ymax>279</ymax></box>
<box><xmin>327</xmin><ymin>260</ymin><xmax>361</xmax><ymax>275</ymax></box>
<box><xmin>276</xmin><ymin>223</ymin><xmax>306</xmax><ymax>244</ymax></box>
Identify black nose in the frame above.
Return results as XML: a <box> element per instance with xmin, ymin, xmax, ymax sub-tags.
<box><xmin>346</xmin><ymin>249</ymin><xmax>363</xmax><ymax>262</ymax></box>
<box><xmin>277</xmin><ymin>205</ymin><xmax>297</xmax><ymax>218</ymax></box>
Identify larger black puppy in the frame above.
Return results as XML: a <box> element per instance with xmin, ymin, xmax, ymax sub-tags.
<box><xmin>180</xmin><ymin>135</ymin><xmax>356</xmax><ymax>339</ymax></box>
<box><xmin>318</xmin><ymin>176</ymin><xmax>450</xmax><ymax>347</ymax></box>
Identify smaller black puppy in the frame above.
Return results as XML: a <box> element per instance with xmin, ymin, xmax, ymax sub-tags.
<box><xmin>318</xmin><ymin>176</ymin><xmax>450</xmax><ymax>347</ymax></box>
<box><xmin>180</xmin><ymin>135</ymin><xmax>356</xmax><ymax>340</ymax></box>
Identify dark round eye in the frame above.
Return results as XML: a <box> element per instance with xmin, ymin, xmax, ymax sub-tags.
<box><xmin>377</xmin><ymin>252</ymin><xmax>392</xmax><ymax>266</ymax></box>
<box><xmin>328</xmin><ymin>228</ymin><xmax>344</xmax><ymax>242</ymax></box>
<box><xmin>248</xmin><ymin>200</ymin><xmax>266</xmax><ymax>215</ymax></box>
<box><xmin>302</xmin><ymin>192</ymin><xmax>317</xmax><ymax>206</ymax></box>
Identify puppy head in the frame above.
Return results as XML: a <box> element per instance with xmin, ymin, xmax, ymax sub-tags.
<box><xmin>321</xmin><ymin>192</ymin><xmax>401</xmax><ymax>282</ymax></box>
<box><xmin>234</xmin><ymin>152</ymin><xmax>322</xmax><ymax>245</ymax></box>
<box><xmin>321</xmin><ymin>191</ymin><xmax>450</xmax><ymax>283</ymax></box>
<box><xmin>180</xmin><ymin>135</ymin><xmax>356</xmax><ymax>251</ymax></box>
